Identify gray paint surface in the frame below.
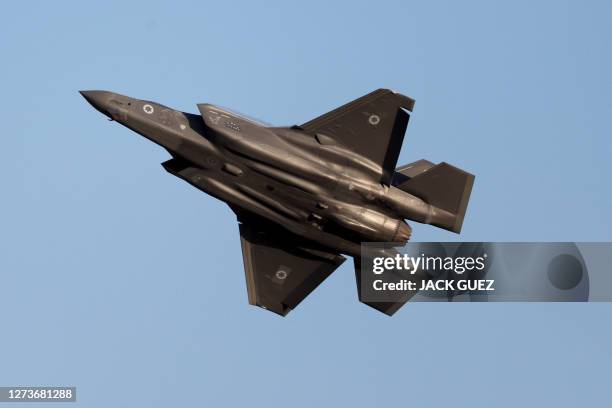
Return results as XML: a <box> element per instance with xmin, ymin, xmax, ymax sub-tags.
<box><xmin>4</xmin><ymin>2</ymin><xmax>612</xmax><ymax>407</ymax></box>
<box><xmin>81</xmin><ymin>89</ymin><xmax>474</xmax><ymax>315</ymax></box>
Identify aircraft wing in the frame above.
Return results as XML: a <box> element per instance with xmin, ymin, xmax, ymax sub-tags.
<box><xmin>238</xmin><ymin>221</ymin><xmax>346</xmax><ymax>316</ymax></box>
<box><xmin>300</xmin><ymin>89</ymin><xmax>415</xmax><ymax>185</ymax></box>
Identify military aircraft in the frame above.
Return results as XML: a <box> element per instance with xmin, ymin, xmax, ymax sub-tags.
<box><xmin>81</xmin><ymin>89</ymin><xmax>474</xmax><ymax>316</ymax></box>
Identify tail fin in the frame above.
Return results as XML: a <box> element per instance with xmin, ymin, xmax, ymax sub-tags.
<box><xmin>395</xmin><ymin>162</ymin><xmax>475</xmax><ymax>233</ymax></box>
<box><xmin>392</xmin><ymin>159</ymin><xmax>435</xmax><ymax>183</ymax></box>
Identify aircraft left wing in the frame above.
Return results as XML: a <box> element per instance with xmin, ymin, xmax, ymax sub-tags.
<box><xmin>238</xmin><ymin>222</ymin><xmax>346</xmax><ymax>316</ymax></box>
<box><xmin>299</xmin><ymin>89</ymin><xmax>415</xmax><ymax>185</ymax></box>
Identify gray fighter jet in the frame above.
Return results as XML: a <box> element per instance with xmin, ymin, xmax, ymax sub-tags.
<box><xmin>81</xmin><ymin>89</ymin><xmax>474</xmax><ymax>316</ymax></box>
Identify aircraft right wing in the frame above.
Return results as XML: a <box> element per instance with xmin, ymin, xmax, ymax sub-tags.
<box><xmin>238</xmin><ymin>221</ymin><xmax>346</xmax><ymax>316</ymax></box>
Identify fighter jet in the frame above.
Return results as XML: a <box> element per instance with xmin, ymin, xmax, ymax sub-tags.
<box><xmin>80</xmin><ymin>89</ymin><xmax>474</xmax><ymax>316</ymax></box>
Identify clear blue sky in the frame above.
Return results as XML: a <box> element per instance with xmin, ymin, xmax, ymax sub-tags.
<box><xmin>2</xmin><ymin>1</ymin><xmax>611</xmax><ymax>406</ymax></box>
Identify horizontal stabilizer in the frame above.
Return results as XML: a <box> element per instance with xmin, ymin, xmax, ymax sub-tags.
<box><xmin>396</xmin><ymin>162</ymin><xmax>475</xmax><ymax>233</ymax></box>
<box><xmin>354</xmin><ymin>257</ymin><xmax>416</xmax><ymax>316</ymax></box>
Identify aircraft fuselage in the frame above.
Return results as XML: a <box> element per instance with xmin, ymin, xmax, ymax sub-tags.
<box><xmin>81</xmin><ymin>91</ymin><xmax>456</xmax><ymax>257</ymax></box>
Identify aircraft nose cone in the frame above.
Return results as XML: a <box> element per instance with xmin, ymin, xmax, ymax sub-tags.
<box><xmin>79</xmin><ymin>90</ymin><xmax>113</xmax><ymax>116</ymax></box>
